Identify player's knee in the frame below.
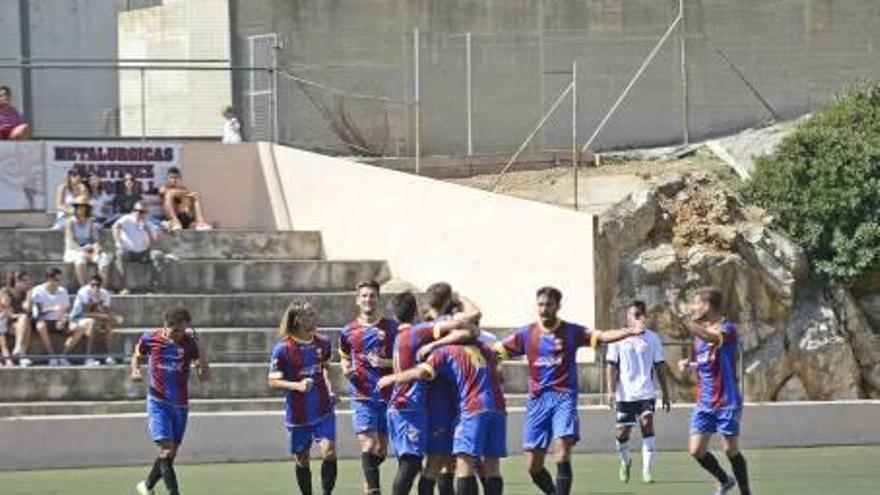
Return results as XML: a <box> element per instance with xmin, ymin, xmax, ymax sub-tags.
<box><xmin>294</xmin><ymin>452</ymin><xmax>310</xmax><ymax>467</ymax></box>
<box><xmin>723</xmin><ymin>444</ymin><xmax>739</xmax><ymax>457</ymax></box>
<box><xmin>322</xmin><ymin>444</ymin><xmax>337</xmax><ymax>461</ymax></box>
<box><xmin>689</xmin><ymin>445</ymin><xmax>707</xmax><ymax>459</ymax></box>
<box><xmin>525</xmin><ymin>455</ymin><xmax>544</xmax><ymax>474</ymax></box>
<box><xmin>616</xmin><ymin>428</ymin><xmax>631</xmax><ymax>443</ymax></box>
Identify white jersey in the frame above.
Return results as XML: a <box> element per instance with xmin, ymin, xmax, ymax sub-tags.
<box><xmin>606</xmin><ymin>329</ymin><xmax>665</xmax><ymax>402</ymax></box>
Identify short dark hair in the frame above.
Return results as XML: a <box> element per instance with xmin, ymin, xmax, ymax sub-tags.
<box><xmin>536</xmin><ymin>286</ymin><xmax>562</xmax><ymax>304</ymax></box>
<box><xmin>0</xmin><ymin>85</ymin><xmax>10</xmax><ymax>96</ymax></box>
<box><xmin>279</xmin><ymin>299</ymin><xmax>311</xmax><ymax>336</ymax></box>
<box><xmin>391</xmin><ymin>291</ymin><xmax>418</xmax><ymax>324</ymax></box>
<box><xmin>694</xmin><ymin>287</ymin><xmax>723</xmax><ymax>312</ymax></box>
<box><xmin>629</xmin><ymin>300</ymin><xmax>647</xmax><ymax>317</ymax></box>
<box><xmin>45</xmin><ymin>267</ymin><xmax>63</xmax><ymax>280</ymax></box>
<box><xmin>426</xmin><ymin>282</ymin><xmax>455</xmax><ymax>314</ymax></box>
<box><xmin>6</xmin><ymin>269</ymin><xmax>28</xmax><ymax>289</ymax></box>
<box><xmin>356</xmin><ymin>280</ymin><xmax>380</xmax><ymax>293</ymax></box>
<box><xmin>168</xmin><ymin>167</ymin><xmax>181</xmax><ymax>176</ymax></box>
<box><xmin>90</xmin><ymin>274</ymin><xmax>103</xmax><ymax>285</ymax></box>
<box><xmin>164</xmin><ymin>307</ymin><xmax>192</xmax><ymax>327</ymax></box>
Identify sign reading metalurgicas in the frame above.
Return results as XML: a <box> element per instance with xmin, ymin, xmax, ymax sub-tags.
<box><xmin>45</xmin><ymin>141</ymin><xmax>182</xmax><ymax>213</ymax></box>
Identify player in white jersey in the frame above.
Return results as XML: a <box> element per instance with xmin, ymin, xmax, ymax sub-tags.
<box><xmin>605</xmin><ymin>300</ymin><xmax>671</xmax><ymax>484</ymax></box>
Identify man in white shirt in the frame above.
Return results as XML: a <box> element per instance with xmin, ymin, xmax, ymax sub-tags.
<box><xmin>113</xmin><ymin>202</ymin><xmax>176</xmax><ymax>293</ymax></box>
<box><xmin>31</xmin><ymin>267</ymin><xmax>80</xmax><ymax>366</ymax></box>
<box><xmin>605</xmin><ymin>300</ymin><xmax>672</xmax><ymax>485</ymax></box>
<box><xmin>221</xmin><ymin>106</ymin><xmax>243</xmax><ymax>144</ymax></box>
<box><xmin>71</xmin><ymin>274</ymin><xmax>118</xmax><ymax>366</ymax></box>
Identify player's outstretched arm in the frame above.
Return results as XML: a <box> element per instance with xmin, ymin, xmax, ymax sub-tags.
<box><xmin>594</xmin><ymin>326</ymin><xmax>644</xmax><ymax>345</ymax></box>
<box><xmin>268</xmin><ymin>375</ymin><xmax>314</xmax><ymax>393</ymax></box>
<box><xmin>682</xmin><ymin>318</ymin><xmax>724</xmax><ymax>344</ymax></box>
<box><xmin>376</xmin><ymin>366</ymin><xmax>431</xmax><ymax>391</ymax></box>
<box><xmin>417</xmin><ymin>327</ymin><xmax>477</xmax><ymax>361</ymax></box>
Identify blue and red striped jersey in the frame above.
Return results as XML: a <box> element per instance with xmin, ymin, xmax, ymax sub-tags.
<box><xmin>389</xmin><ymin>322</ymin><xmax>441</xmax><ymax>411</ymax></box>
<box><xmin>268</xmin><ymin>333</ymin><xmax>334</xmax><ymax>426</ymax></box>
<box><xmin>496</xmin><ymin>320</ymin><xmax>597</xmax><ymax>398</ymax></box>
<box><xmin>340</xmin><ymin>317</ymin><xmax>398</xmax><ymax>403</ymax></box>
<box><xmin>420</xmin><ymin>343</ymin><xmax>506</xmax><ymax>416</ymax></box>
<box><xmin>135</xmin><ymin>329</ymin><xmax>200</xmax><ymax>407</ymax></box>
<box><xmin>694</xmin><ymin>320</ymin><xmax>742</xmax><ymax>410</ymax></box>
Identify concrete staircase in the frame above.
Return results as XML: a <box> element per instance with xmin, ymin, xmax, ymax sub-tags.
<box><xmin>0</xmin><ymin>228</ymin><xmax>607</xmax><ymax>414</ymax></box>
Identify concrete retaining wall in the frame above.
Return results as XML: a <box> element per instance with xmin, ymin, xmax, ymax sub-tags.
<box><xmin>2</xmin><ymin>401</ymin><xmax>878</xmax><ymax>470</ymax></box>
<box><xmin>266</xmin><ymin>143</ymin><xmax>596</xmax><ymax>328</ymax></box>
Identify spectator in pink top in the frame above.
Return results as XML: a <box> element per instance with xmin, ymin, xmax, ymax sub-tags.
<box><xmin>0</xmin><ymin>86</ymin><xmax>30</xmax><ymax>141</ymax></box>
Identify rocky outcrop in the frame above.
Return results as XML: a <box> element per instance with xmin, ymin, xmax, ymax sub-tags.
<box><xmin>598</xmin><ymin>172</ymin><xmax>880</xmax><ymax>401</ymax></box>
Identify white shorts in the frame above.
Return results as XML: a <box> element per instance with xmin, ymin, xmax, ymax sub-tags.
<box><xmin>64</xmin><ymin>248</ymin><xmax>113</xmax><ymax>268</ymax></box>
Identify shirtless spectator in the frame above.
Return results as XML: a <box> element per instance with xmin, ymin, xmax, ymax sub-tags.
<box><xmin>159</xmin><ymin>167</ymin><xmax>212</xmax><ymax>230</ymax></box>
<box><xmin>0</xmin><ymin>86</ymin><xmax>30</xmax><ymax>140</ymax></box>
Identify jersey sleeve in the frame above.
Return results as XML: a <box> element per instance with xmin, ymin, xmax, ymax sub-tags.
<box><xmin>338</xmin><ymin>327</ymin><xmax>352</xmax><ymax>360</ymax></box>
<box><xmin>651</xmin><ymin>333</ymin><xmax>666</xmax><ymax>363</ymax></box>
<box><xmin>268</xmin><ymin>344</ymin><xmax>287</xmax><ymax>380</ymax></box>
<box><xmin>719</xmin><ymin>321</ymin><xmax>738</xmax><ymax>348</ymax></box>
<box><xmin>496</xmin><ymin>327</ymin><xmax>526</xmax><ymax>359</ymax></box>
<box><xmin>418</xmin><ymin>347</ymin><xmax>446</xmax><ymax>381</ymax></box>
<box><xmin>574</xmin><ymin>325</ymin><xmax>600</xmax><ymax>349</ymax></box>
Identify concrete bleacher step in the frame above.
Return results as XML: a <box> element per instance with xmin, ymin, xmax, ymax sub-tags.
<box><xmin>0</xmin><ymin>229</ymin><xmax>324</xmax><ymax>262</ymax></box>
<box><xmin>0</xmin><ymin>394</ymin><xmax>608</xmax><ymax>417</ymax></box>
<box><xmin>110</xmin><ymin>292</ymin><xmax>374</xmax><ymax>327</ymax></box>
<box><xmin>15</xmin><ymin>259</ymin><xmax>389</xmax><ymax>293</ymax></box>
<box><xmin>0</xmin><ymin>362</ymin><xmax>604</xmax><ymax>402</ymax></box>
<box><xmin>100</xmin><ymin>327</ymin><xmax>520</xmax><ymax>362</ymax></box>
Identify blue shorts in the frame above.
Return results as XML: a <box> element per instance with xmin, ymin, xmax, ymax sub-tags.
<box><xmin>288</xmin><ymin>413</ymin><xmax>336</xmax><ymax>455</ymax></box>
<box><xmin>453</xmin><ymin>411</ymin><xmax>507</xmax><ymax>458</ymax></box>
<box><xmin>352</xmin><ymin>400</ymin><xmax>388</xmax><ymax>435</ymax></box>
<box><xmin>427</xmin><ymin>398</ymin><xmax>456</xmax><ymax>455</ymax></box>
<box><xmin>690</xmin><ymin>407</ymin><xmax>742</xmax><ymax>437</ymax></box>
<box><xmin>524</xmin><ymin>391</ymin><xmax>580</xmax><ymax>451</ymax></box>
<box><xmin>147</xmin><ymin>397</ymin><xmax>189</xmax><ymax>445</ymax></box>
<box><xmin>387</xmin><ymin>409</ymin><xmax>428</xmax><ymax>458</ymax></box>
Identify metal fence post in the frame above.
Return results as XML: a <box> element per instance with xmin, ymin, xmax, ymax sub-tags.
<box><xmin>679</xmin><ymin>0</ymin><xmax>689</xmax><ymax>145</ymax></box>
<box><xmin>139</xmin><ymin>67</ymin><xmax>146</xmax><ymax>141</ymax></box>
<box><xmin>413</xmin><ymin>27</ymin><xmax>421</xmax><ymax>174</ymax></box>
<box><xmin>572</xmin><ymin>61</ymin><xmax>578</xmax><ymax>210</ymax></box>
<box><xmin>271</xmin><ymin>39</ymin><xmax>279</xmax><ymax>143</ymax></box>
<box><xmin>466</xmin><ymin>31</ymin><xmax>473</xmax><ymax>156</ymax></box>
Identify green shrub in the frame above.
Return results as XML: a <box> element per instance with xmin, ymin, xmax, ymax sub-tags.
<box><xmin>742</xmin><ymin>81</ymin><xmax>880</xmax><ymax>283</ymax></box>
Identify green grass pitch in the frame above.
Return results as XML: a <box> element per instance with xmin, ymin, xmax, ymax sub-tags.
<box><xmin>0</xmin><ymin>446</ymin><xmax>874</xmax><ymax>494</ymax></box>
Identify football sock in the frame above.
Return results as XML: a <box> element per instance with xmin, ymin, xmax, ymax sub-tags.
<box><xmin>158</xmin><ymin>457</ymin><xmax>179</xmax><ymax>495</ymax></box>
<box><xmin>362</xmin><ymin>452</ymin><xmax>382</xmax><ymax>494</ymax></box>
<box><xmin>642</xmin><ymin>436</ymin><xmax>656</xmax><ymax>474</ymax></box>
<box><xmin>696</xmin><ymin>453</ymin><xmax>730</xmax><ymax>485</ymax></box>
<box><xmin>529</xmin><ymin>468</ymin><xmax>556</xmax><ymax>495</ymax></box>
<box><xmin>392</xmin><ymin>455</ymin><xmax>423</xmax><ymax>495</ymax></box>
<box><xmin>556</xmin><ymin>461</ymin><xmax>573</xmax><ymax>495</ymax></box>
<box><xmin>454</xmin><ymin>476</ymin><xmax>479</xmax><ymax>495</ymax></box>
<box><xmin>321</xmin><ymin>459</ymin><xmax>337</xmax><ymax>495</ymax></box>
<box><xmin>296</xmin><ymin>465</ymin><xmax>313</xmax><ymax>495</ymax></box>
<box><xmin>484</xmin><ymin>476</ymin><xmax>504</xmax><ymax>495</ymax></box>
<box><xmin>416</xmin><ymin>475</ymin><xmax>436</xmax><ymax>495</ymax></box>
<box><xmin>145</xmin><ymin>457</ymin><xmax>163</xmax><ymax>490</ymax></box>
<box><xmin>438</xmin><ymin>472</ymin><xmax>455</xmax><ymax>495</ymax></box>
<box><xmin>616</xmin><ymin>438</ymin><xmax>632</xmax><ymax>464</ymax></box>
<box><xmin>727</xmin><ymin>453</ymin><xmax>751</xmax><ymax>495</ymax></box>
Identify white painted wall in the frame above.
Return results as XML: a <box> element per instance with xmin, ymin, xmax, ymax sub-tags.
<box><xmin>265</xmin><ymin>144</ymin><xmax>597</xmax><ymax>329</ymax></box>
<box><xmin>118</xmin><ymin>0</ymin><xmax>231</xmax><ymax>137</ymax></box>
<box><xmin>3</xmin><ymin>402</ymin><xmax>879</xmax><ymax>470</ymax></box>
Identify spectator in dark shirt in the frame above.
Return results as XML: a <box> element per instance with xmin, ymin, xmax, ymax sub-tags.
<box><xmin>112</xmin><ymin>173</ymin><xmax>143</xmax><ymax>217</ymax></box>
<box><xmin>0</xmin><ymin>86</ymin><xmax>29</xmax><ymax>140</ymax></box>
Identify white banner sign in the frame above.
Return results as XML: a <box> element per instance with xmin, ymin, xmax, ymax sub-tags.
<box><xmin>0</xmin><ymin>142</ymin><xmax>46</xmax><ymax>210</ymax></box>
<box><xmin>45</xmin><ymin>141</ymin><xmax>182</xmax><ymax>213</ymax></box>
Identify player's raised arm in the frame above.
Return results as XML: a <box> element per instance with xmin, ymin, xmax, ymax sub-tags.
<box><xmin>451</xmin><ymin>295</ymin><xmax>482</xmax><ymax>325</ymax></box>
<box><xmin>416</xmin><ymin>323</ymin><xmax>478</xmax><ymax>361</ymax></box>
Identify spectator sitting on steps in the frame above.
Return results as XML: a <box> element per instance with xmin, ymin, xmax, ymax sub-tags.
<box><xmin>53</xmin><ymin>170</ymin><xmax>82</xmax><ymax>230</ymax></box>
<box><xmin>31</xmin><ymin>267</ymin><xmax>81</xmax><ymax>366</ymax></box>
<box><xmin>87</xmin><ymin>173</ymin><xmax>114</xmax><ymax>227</ymax></box>
<box><xmin>112</xmin><ymin>173</ymin><xmax>143</xmax><ymax>220</ymax></box>
<box><xmin>64</xmin><ymin>195</ymin><xmax>113</xmax><ymax>287</ymax></box>
<box><xmin>113</xmin><ymin>201</ymin><xmax>178</xmax><ymax>294</ymax></box>
<box><xmin>159</xmin><ymin>167</ymin><xmax>212</xmax><ymax>231</ymax></box>
<box><xmin>0</xmin><ymin>290</ymin><xmax>13</xmax><ymax>366</ymax></box>
<box><xmin>0</xmin><ymin>269</ymin><xmax>34</xmax><ymax>366</ymax></box>
<box><xmin>70</xmin><ymin>274</ymin><xmax>118</xmax><ymax>366</ymax></box>
<box><xmin>0</xmin><ymin>86</ymin><xmax>30</xmax><ymax>140</ymax></box>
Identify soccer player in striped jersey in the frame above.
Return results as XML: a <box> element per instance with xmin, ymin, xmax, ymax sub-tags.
<box><xmin>384</xmin><ymin>291</ymin><xmax>481</xmax><ymax>495</ymax></box>
<box><xmin>494</xmin><ymin>286</ymin><xmax>644</xmax><ymax>495</ymax></box>
<box><xmin>131</xmin><ymin>307</ymin><xmax>210</xmax><ymax>495</ymax></box>
<box><xmin>268</xmin><ymin>299</ymin><xmax>338</xmax><ymax>495</ymax></box>
<box><xmin>605</xmin><ymin>300</ymin><xmax>672</xmax><ymax>484</ymax></box>
<box><xmin>339</xmin><ymin>280</ymin><xmax>399</xmax><ymax>495</ymax></box>
<box><xmin>379</xmin><ymin>341</ymin><xmax>507</xmax><ymax>495</ymax></box>
<box><xmin>680</xmin><ymin>288</ymin><xmax>752</xmax><ymax>495</ymax></box>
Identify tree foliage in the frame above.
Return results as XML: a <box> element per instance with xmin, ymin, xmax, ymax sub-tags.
<box><xmin>742</xmin><ymin>81</ymin><xmax>880</xmax><ymax>283</ymax></box>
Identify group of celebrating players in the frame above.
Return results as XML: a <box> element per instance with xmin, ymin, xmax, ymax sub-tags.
<box><xmin>129</xmin><ymin>280</ymin><xmax>752</xmax><ymax>495</ymax></box>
